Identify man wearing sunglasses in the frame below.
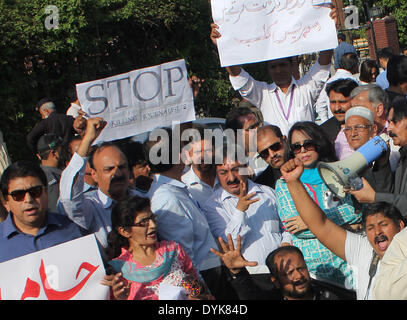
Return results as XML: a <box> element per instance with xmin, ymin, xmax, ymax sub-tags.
<box><xmin>255</xmin><ymin>125</ymin><xmax>292</xmax><ymax>189</ymax></box>
<box><xmin>0</xmin><ymin>161</ymin><xmax>84</xmax><ymax>263</ymax></box>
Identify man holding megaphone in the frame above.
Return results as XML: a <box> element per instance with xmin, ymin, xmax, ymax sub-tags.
<box><xmin>280</xmin><ymin>157</ymin><xmax>405</xmax><ymax>299</ymax></box>
<box><xmin>347</xmin><ymin>99</ymin><xmax>407</xmax><ymax>217</ymax></box>
<box><xmin>342</xmin><ymin>107</ymin><xmax>393</xmax><ymax>195</ymax></box>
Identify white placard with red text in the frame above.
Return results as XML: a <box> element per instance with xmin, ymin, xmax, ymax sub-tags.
<box><xmin>211</xmin><ymin>0</ymin><xmax>338</xmax><ymax>66</ymax></box>
<box><xmin>76</xmin><ymin>59</ymin><xmax>196</xmax><ymax>144</ymax></box>
<box><xmin>0</xmin><ymin>234</ymin><xmax>109</xmax><ymax>300</ymax></box>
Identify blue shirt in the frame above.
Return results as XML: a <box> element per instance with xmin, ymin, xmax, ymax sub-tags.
<box><xmin>146</xmin><ymin>174</ymin><xmax>221</xmax><ymax>272</ymax></box>
<box><xmin>0</xmin><ymin>212</ymin><xmax>84</xmax><ymax>263</ymax></box>
<box><xmin>58</xmin><ymin>153</ymin><xmax>143</xmax><ymax>256</ymax></box>
<box><xmin>376</xmin><ymin>70</ymin><xmax>389</xmax><ymax>90</ymax></box>
<box><xmin>334</xmin><ymin>41</ymin><xmax>357</xmax><ymax>69</ymax></box>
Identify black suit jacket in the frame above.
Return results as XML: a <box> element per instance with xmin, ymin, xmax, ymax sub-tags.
<box><xmin>319</xmin><ymin>117</ymin><xmax>342</xmax><ymax>144</ymax></box>
<box><xmin>27</xmin><ymin>112</ymin><xmax>75</xmax><ymax>153</ymax></box>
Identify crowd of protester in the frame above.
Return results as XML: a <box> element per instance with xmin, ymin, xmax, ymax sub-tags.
<box><xmin>2</xmin><ymin>6</ymin><xmax>407</xmax><ymax>300</ymax></box>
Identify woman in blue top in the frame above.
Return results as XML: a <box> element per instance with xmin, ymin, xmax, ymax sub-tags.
<box><xmin>276</xmin><ymin>121</ymin><xmax>360</xmax><ymax>289</ymax></box>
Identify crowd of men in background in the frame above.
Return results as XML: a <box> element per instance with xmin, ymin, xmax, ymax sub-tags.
<box><xmin>1</xmin><ymin>21</ymin><xmax>407</xmax><ymax>300</ymax></box>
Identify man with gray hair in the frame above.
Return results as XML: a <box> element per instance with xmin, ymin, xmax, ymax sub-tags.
<box><xmin>350</xmin><ymin>84</ymin><xmax>400</xmax><ymax>171</ymax></box>
<box><xmin>349</xmin><ymin>98</ymin><xmax>407</xmax><ymax>218</ymax></box>
<box><xmin>27</xmin><ymin>97</ymin><xmax>77</xmax><ymax>153</ymax></box>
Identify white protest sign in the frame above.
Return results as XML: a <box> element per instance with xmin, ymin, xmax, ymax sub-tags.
<box><xmin>0</xmin><ymin>234</ymin><xmax>109</xmax><ymax>300</ymax></box>
<box><xmin>211</xmin><ymin>0</ymin><xmax>338</xmax><ymax>66</ymax></box>
<box><xmin>76</xmin><ymin>59</ymin><xmax>196</xmax><ymax>144</ymax></box>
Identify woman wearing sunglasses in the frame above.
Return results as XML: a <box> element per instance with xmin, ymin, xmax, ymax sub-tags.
<box><xmin>275</xmin><ymin>121</ymin><xmax>361</xmax><ymax>289</ymax></box>
<box><xmin>101</xmin><ymin>195</ymin><xmax>212</xmax><ymax>300</ymax></box>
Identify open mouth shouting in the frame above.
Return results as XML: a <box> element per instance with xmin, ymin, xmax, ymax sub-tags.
<box><xmin>374</xmin><ymin>234</ymin><xmax>389</xmax><ymax>252</ymax></box>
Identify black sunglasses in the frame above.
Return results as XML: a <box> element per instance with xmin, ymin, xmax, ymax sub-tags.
<box><xmin>8</xmin><ymin>185</ymin><xmax>44</xmax><ymax>202</ymax></box>
<box><xmin>290</xmin><ymin>140</ymin><xmax>316</xmax><ymax>154</ymax></box>
<box><xmin>258</xmin><ymin>142</ymin><xmax>283</xmax><ymax>159</ymax></box>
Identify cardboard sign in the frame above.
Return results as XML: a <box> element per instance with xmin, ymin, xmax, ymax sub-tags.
<box><xmin>0</xmin><ymin>234</ymin><xmax>109</xmax><ymax>300</ymax></box>
<box><xmin>76</xmin><ymin>59</ymin><xmax>196</xmax><ymax>143</ymax></box>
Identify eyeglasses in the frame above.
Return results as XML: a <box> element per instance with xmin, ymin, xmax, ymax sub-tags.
<box><xmin>290</xmin><ymin>140</ymin><xmax>316</xmax><ymax>154</ymax></box>
<box><xmin>257</xmin><ymin>142</ymin><xmax>283</xmax><ymax>159</ymax></box>
<box><xmin>244</xmin><ymin>121</ymin><xmax>261</xmax><ymax>131</ymax></box>
<box><xmin>132</xmin><ymin>214</ymin><xmax>157</xmax><ymax>227</ymax></box>
<box><xmin>8</xmin><ymin>185</ymin><xmax>44</xmax><ymax>202</ymax></box>
<box><xmin>343</xmin><ymin>124</ymin><xmax>372</xmax><ymax>134</ymax></box>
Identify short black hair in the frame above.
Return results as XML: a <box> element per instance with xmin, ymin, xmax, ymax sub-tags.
<box><xmin>359</xmin><ymin>59</ymin><xmax>379</xmax><ymax>83</ymax></box>
<box><xmin>339</xmin><ymin>52</ymin><xmax>359</xmax><ymax>72</ymax></box>
<box><xmin>225</xmin><ymin>107</ymin><xmax>255</xmax><ymax>131</ymax></box>
<box><xmin>106</xmin><ymin>195</ymin><xmax>151</xmax><ymax>261</ymax></box>
<box><xmin>266</xmin><ymin>246</ymin><xmax>305</xmax><ymax>278</ymax></box>
<box><xmin>377</xmin><ymin>47</ymin><xmax>394</xmax><ymax>60</ymax></box>
<box><xmin>389</xmin><ymin>97</ymin><xmax>407</xmax><ymax>122</ymax></box>
<box><xmin>1</xmin><ymin>161</ymin><xmax>48</xmax><ymax>197</ymax></box>
<box><xmin>338</xmin><ymin>33</ymin><xmax>346</xmax><ymax>42</ymax></box>
<box><xmin>258</xmin><ymin>124</ymin><xmax>283</xmax><ymax>139</ymax></box>
<box><xmin>387</xmin><ymin>55</ymin><xmax>407</xmax><ymax>86</ymax></box>
<box><xmin>58</xmin><ymin>135</ymin><xmax>83</xmax><ymax>168</ymax></box>
<box><xmin>362</xmin><ymin>202</ymin><xmax>405</xmax><ymax>228</ymax></box>
<box><xmin>144</xmin><ymin>127</ymin><xmax>175</xmax><ymax>173</ymax></box>
<box><xmin>125</xmin><ymin>141</ymin><xmax>148</xmax><ymax>168</ymax></box>
<box><xmin>326</xmin><ymin>78</ymin><xmax>359</xmax><ymax>97</ymax></box>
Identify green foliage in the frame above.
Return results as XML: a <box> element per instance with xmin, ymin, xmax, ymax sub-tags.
<box><xmin>376</xmin><ymin>0</ymin><xmax>407</xmax><ymax>47</ymax></box>
<box><xmin>342</xmin><ymin>0</ymin><xmax>407</xmax><ymax>48</ymax></box>
<box><xmin>1</xmin><ymin>0</ymin><xmax>255</xmax><ymax>162</ymax></box>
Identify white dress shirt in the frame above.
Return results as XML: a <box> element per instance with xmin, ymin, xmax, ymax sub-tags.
<box><xmin>181</xmin><ymin>167</ymin><xmax>219</xmax><ymax>209</ymax></box>
<box><xmin>229</xmin><ymin>61</ymin><xmax>331</xmax><ymax>136</ymax></box>
<box><xmin>202</xmin><ymin>180</ymin><xmax>292</xmax><ymax>274</ymax></box>
<box><xmin>58</xmin><ymin>152</ymin><xmax>143</xmax><ymax>254</ymax></box>
<box><xmin>315</xmin><ymin>68</ymin><xmax>360</xmax><ymax>124</ymax></box>
<box><xmin>146</xmin><ymin>174</ymin><xmax>221</xmax><ymax>272</ymax></box>
<box><xmin>345</xmin><ymin>231</ymin><xmax>379</xmax><ymax>300</ymax></box>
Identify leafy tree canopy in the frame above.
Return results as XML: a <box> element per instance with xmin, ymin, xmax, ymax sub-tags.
<box><xmin>1</xmin><ymin>0</ymin><xmax>253</xmax><ymax>161</ymax></box>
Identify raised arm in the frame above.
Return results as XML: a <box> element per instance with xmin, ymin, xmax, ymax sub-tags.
<box><xmin>76</xmin><ymin>117</ymin><xmax>106</xmax><ymax>157</ymax></box>
<box><xmin>280</xmin><ymin>158</ymin><xmax>347</xmax><ymax>261</ymax></box>
<box><xmin>58</xmin><ymin>117</ymin><xmax>107</xmax><ymax>229</ymax></box>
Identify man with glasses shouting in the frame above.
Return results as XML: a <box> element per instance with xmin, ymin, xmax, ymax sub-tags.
<box><xmin>0</xmin><ymin>161</ymin><xmax>84</xmax><ymax>262</ymax></box>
